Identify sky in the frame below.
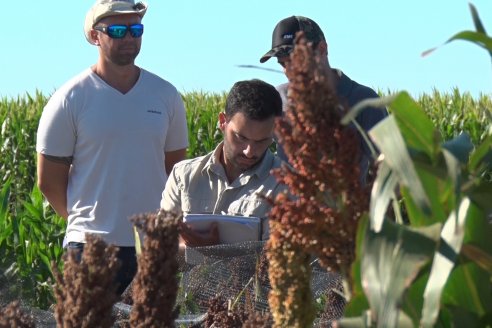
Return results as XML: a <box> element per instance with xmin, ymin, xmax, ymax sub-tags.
<box><xmin>2</xmin><ymin>0</ymin><xmax>492</xmax><ymax>100</ymax></box>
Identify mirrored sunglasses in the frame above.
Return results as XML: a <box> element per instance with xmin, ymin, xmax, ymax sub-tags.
<box><xmin>94</xmin><ymin>23</ymin><xmax>144</xmax><ymax>39</ymax></box>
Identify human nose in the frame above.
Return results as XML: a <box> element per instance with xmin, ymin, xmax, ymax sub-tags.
<box><xmin>243</xmin><ymin>144</ymin><xmax>255</xmax><ymax>158</ymax></box>
<box><xmin>123</xmin><ymin>30</ymin><xmax>133</xmax><ymax>39</ymax></box>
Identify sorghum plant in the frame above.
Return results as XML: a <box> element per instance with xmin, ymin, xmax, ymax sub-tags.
<box><xmin>0</xmin><ymin>301</ymin><xmax>35</xmax><ymax>328</ymax></box>
<box><xmin>267</xmin><ymin>32</ymin><xmax>370</xmax><ymax>327</ymax></box>
<box><xmin>129</xmin><ymin>211</ymin><xmax>180</xmax><ymax>327</ymax></box>
<box><xmin>52</xmin><ymin>234</ymin><xmax>120</xmax><ymax>328</ymax></box>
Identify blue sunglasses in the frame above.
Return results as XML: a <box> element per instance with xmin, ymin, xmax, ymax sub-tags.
<box><xmin>94</xmin><ymin>23</ymin><xmax>144</xmax><ymax>39</ymax></box>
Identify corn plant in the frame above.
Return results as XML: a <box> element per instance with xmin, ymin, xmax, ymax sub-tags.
<box><xmin>182</xmin><ymin>91</ymin><xmax>225</xmax><ymax>158</ymax></box>
<box><xmin>418</xmin><ymin>89</ymin><xmax>492</xmax><ymax>147</ymax></box>
<box><xmin>340</xmin><ymin>90</ymin><xmax>492</xmax><ymax>327</ymax></box>
<box><xmin>1</xmin><ymin>182</ymin><xmax>65</xmax><ymax>309</ymax></box>
<box><xmin>338</xmin><ymin>4</ymin><xmax>492</xmax><ymax>327</ymax></box>
<box><xmin>0</xmin><ymin>73</ymin><xmax>491</xmax><ymax>313</ymax></box>
<box><xmin>0</xmin><ymin>92</ymin><xmax>45</xmax><ymax>211</ymax></box>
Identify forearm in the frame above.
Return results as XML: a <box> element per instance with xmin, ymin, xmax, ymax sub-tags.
<box><xmin>41</xmin><ymin>186</ymin><xmax>69</xmax><ymax>219</ymax></box>
<box><xmin>37</xmin><ymin>153</ymin><xmax>70</xmax><ymax>219</ymax></box>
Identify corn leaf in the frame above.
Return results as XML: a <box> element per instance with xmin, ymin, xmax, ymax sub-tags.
<box><xmin>466</xmin><ymin>182</ymin><xmax>492</xmax><ymax>215</ymax></box>
<box><xmin>390</xmin><ymin>92</ymin><xmax>441</xmax><ymax>159</ymax></box>
<box><xmin>369</xmin><ymin>115</ymin><xmax>432</xmax><ymax>218</ymax></box>
<box><xmin>423</xmin><ymin>31</ymin><xmax>492</xmax><ymax>57</ymax></box>
<box><xmin>461</xmin><ymin>244</ymin><xmax>492</xmax><ymax>274</ymax></box>
<box><xmin>337</xmin><ymin>310</ymin><xmax>414</xmax><ymax>328</ymax></box>
<box><xmin>469</xmin><ymin>3</ymin><xmax>486</xmax><ymax>34</ymax></box>
<box><xmin>341</xmin><ymin>95</ymin><xmax>395</xmax><ymax>126</ymax></box>
<box><xmin>344</xmin><ymin>216</ymin><xmax>370</xmax><ymax>317</ymax></box>
<box><xmin>369</xmin><ymin>161</ymin><xmax>398</xmax><ymax>232</ymax></box>
<box><xmin>421</xmin><ymin>198</ymin><xmax>473</xmax><ymax>327</ymax></box>
<box><xmin>469</xmin><ymin>134</ymin><xmax>492</xmax><ymax>174</ymax></box>
<box><xmin>361</xmin><ymin>220</ymin><xmax>440</xmax><ymax>327</ymax></box>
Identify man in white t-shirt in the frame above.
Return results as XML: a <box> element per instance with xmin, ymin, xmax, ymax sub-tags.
<box><xmin>36</xmin><ymin>0</ymin><xmax>189</xmax><ymax>294</ymax></box>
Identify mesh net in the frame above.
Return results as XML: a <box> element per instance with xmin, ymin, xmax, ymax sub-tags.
<box><xmin>175</xmin><ymin>241</ymin><xmax>345</xmax><ymax>322</ymax></box>
<box><xmin>1</xmin><ymin>241</ymin><xmax>346</xmax><ymax>327</ymax></box>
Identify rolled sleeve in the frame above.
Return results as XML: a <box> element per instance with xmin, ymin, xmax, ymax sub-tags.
<box><xmin>160</xmin><ymin>165</ymin><xmax>182</xmax><ymax>213</ymax></box>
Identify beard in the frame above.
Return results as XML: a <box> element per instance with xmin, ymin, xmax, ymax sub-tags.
<box><xmin>223</xmin><ymin>143</ymin><xmax>260</xmax><ymax>173</ymax></box>
<box><xmin>109</xmin><ymin>44</ymin><xmax>140</xmax><ymax>66</ymax></box>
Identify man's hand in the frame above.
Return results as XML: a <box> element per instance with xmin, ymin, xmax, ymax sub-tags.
<box><xmin>179</xmin><ymin>221</ymin><xmax>219</xmax><ymax>247</ymax></box>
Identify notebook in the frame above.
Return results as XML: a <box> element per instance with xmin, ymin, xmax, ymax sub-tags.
<box><xmin>183</xmin><ymin>214</ymin><xmax>263</xmax><ymax>265</ymax></box>
<box><xmin>183</xmin><ymin>213</ymin><xmax>262</xmax><ymax>244</ymax></box>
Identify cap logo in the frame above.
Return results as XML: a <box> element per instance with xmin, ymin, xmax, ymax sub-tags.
<box><xmin>283</xmin><ymin>34</ymin><xmax>294</xmax><ymax>40</ymax></box>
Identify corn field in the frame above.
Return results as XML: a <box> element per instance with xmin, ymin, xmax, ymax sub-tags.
<box><xmin>0</xmin><ymin>89</ymin><xmax>491</xmax><ymax>309</ymax></box>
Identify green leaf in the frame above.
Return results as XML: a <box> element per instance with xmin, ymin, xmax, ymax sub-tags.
<box><xmin>469</xmin><ymin>2</ymin><xmax>492</xmax><ymax>60</ymax></box>
<box><xmin>422</xmin><ymin>31</ymin><xmax>492</xmax><ymax>57</ymax></box>
<box><xmin>21</xmin><ymin>201</ymin><xmax>42</xmax><ymax>218</ymax></box>
<box><xmin>421</xmin><ymin>197</ymin><xmax>473</xmax><ymax>327</ymax></box>
<box><xmin>369</xmin><ymin>161</ymin><xmax>399</xmax><ymax>232</ymax></box>
<box><xmin>469</xmin><ymin>134</ymin><xmax>492</xmax><ymax>174</ymax></box>
<box><xmin>341</xmin><ymin>95</ymin><xmax>396</xmax><ymax>126</ymax></box>
<box><xmin>469</xmin><ymin>3</ymin><xmax>487</xmax><ymax>35</ymax></box>
<box><xmin>462</xmin><ymin>207</ymin><xmax>492</xmax><ymax>253</ymax></box>
<box><xmin>439</xmin><ymin>305</ymin><xmax>482</xmax><ymax>328</ymax></box>
<box><xmin>388</xmin><ymin>92</ymin><xmax>440</xmax><ymax>159</ymax></box>
<box><xmin>466</xmin><ymin>182</ymin><xmax>492</xmax><ymax>215</ymax></box>
<box><xmin>369</xmin><ymin>115</ymin><xmax>432</xmax><ymax>216</ymax></box>
<box><xmin>0</xmin><ymin>178</ymin><xmax>11</xmax><ymax>221</ymax></box>
<box><xmin>461</xmin><ymin>244</ymin><xmax>492</xmax><ymax>274</ymax></box>
<box><xmin>336</xmin><ymin>310</ymin><xmax>415</xmax><ymax>328</ymax></box>
<box><xmin>361</xmin><ymin>220</ymin><xmax>440</xmax><ymax>327</ymax></box>
<box><xmin>401</xmin><ymin>269</ymin><xmax>430</xmax><ymax>326</ymax></box>
<box><xmin>442</xmin><ymin>149</ymin><xmax>462</xmax><ymax>220</ymax></box>
<box><xmin>442</xmin><ymin>261</ymin><xmax>492</xmax><ymax>318</ymax></box>
<box><xmin>38</xmin><ymin>252</ymin><xmax>51</xmax><ymax>271</ymax></box>
<box><xmin>344</xmin><ymin>215</ymin><xmax>370</xmax><ymax>317</ymax></box>
<box><xmin>410</xmin><ymin>162</ymin><xmax>455</xmax><ymax>225</ymax></box>
<box><xmin>336</xmin><ymin>311</ymin><xmax>372</xmax><ymax>328</ymax></box>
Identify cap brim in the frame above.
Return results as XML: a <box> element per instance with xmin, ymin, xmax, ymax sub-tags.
<box><xmin>259</xmin><ymin>49</ymin><xmax>276</xmax><ymax>63</ymax></box>
<box><xmin>259</xmin><ymin>45</ymin><xmax>294</xmax><ymax>63</ymax></box>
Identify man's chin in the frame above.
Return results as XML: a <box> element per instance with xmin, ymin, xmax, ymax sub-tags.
<box><xmin>236</xmin><ymin>158</ymin><xmax>259</xmax><ymax>171</ymax></box>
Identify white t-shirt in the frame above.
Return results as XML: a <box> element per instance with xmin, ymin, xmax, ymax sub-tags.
<box><xmin>36</xmin><ymin>68</ymin><xmax>189</xmax><ymax>246</ymax></box>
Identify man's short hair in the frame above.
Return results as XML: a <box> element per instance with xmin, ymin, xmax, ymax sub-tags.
<box><xmin>225</xmin><ymin>79</ymin><xmax>282</xmax><ymax>121</ymax></box>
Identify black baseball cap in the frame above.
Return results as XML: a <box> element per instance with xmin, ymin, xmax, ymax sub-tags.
<box><xmin>260</xmin><ymin>16</ymin><xmax>325</xmax><ymax>63</ymax></box>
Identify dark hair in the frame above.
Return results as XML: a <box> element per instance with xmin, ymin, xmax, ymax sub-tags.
<box><xmin>225</xmin><ymin>79</ymin><xmax>282</xmax><ymax>121</ymax></box>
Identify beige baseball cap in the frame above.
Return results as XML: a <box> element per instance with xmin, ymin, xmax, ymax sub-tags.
<box><xmin>84</xmin><ymin>0</ymin><xmax>147</xmax><ymax>45</ymax></box>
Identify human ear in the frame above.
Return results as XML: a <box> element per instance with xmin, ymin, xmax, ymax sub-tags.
<box><xmin>218</xmin><ymin>112</ymin><xmax>227</xmax><ymax>131</ymax></box>
<box><xmin>90</xmin><ymin>30</ymin><xmax>100</xmax><ymax>46</ymax></box>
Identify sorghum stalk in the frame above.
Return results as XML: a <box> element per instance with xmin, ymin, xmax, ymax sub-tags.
<box><xmin>52</xmin><ymin>234</ymin><xmax>120</xmax><ymax>328</ymax></box>
<box><xmin>129</xmin><ymin>210</ymin><xmax>180</xmax><ymax>328</ymax></box>
<box><xmin>267</xmin><ymin>32</ymin><xmax>370</xmax><ymax>327</ymax></box>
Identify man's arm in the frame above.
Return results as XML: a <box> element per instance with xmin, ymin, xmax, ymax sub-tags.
<box><xmin>160</xmin><ymin>162</ymin><xmax>219</xmax><ymax>249</ymax></box>
<box><xmin>165</xmin><ymin>148</ymin><xmax>187</xmax><ymax>176</ymax></box>
<box><xmin>36</xmin><ymin>153</ymin><xmax>70</xmax><ymax>219</ymax></box>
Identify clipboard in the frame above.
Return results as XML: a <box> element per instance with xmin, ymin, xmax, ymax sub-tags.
<box><xmin>183</xmin><ymin>214</ymin><xmax>262</xmax><ymax>244</ymax></box>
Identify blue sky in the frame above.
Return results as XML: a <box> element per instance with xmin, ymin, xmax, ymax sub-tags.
<box><xmin>2</xmin><ymin>0</ymin><xmax>491</xmax><ymax>99</ymax></box>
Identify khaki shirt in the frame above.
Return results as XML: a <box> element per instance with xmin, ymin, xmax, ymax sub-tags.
<box><xmin>160</xmin><ymin>142</ymin><xmax>286</xmax><ymax>239</ymax></box>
